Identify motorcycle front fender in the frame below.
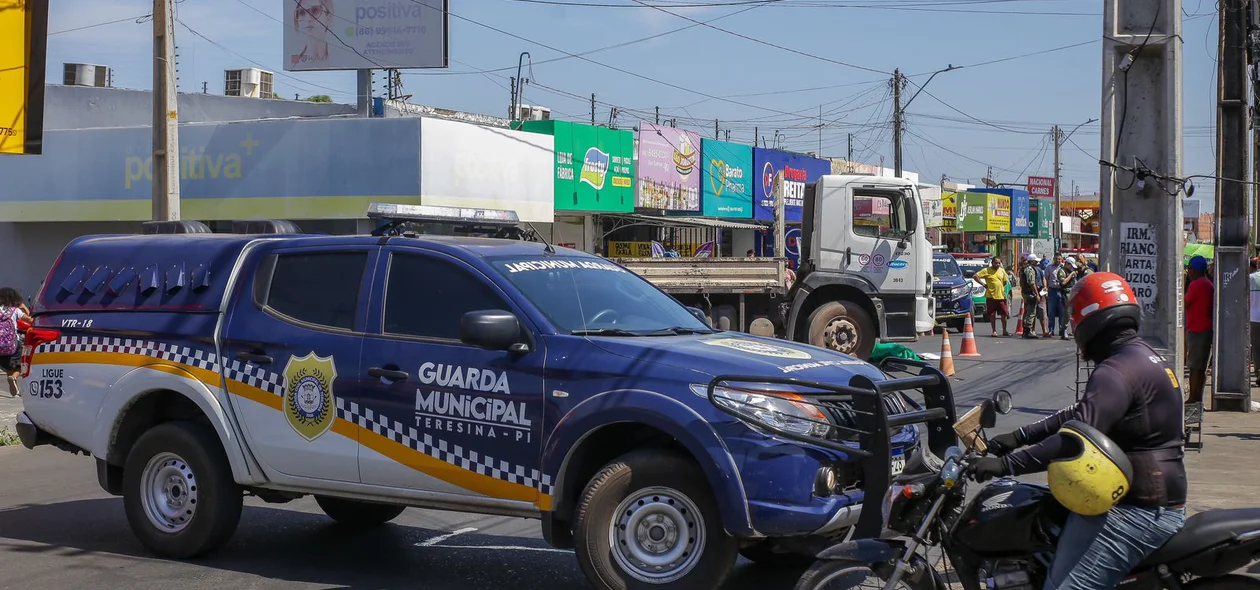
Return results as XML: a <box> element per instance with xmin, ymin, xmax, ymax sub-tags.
<box><xmin>815</xmin><ymin>539</ymin><xmax>944</xmax><ymax>590</ymax></box>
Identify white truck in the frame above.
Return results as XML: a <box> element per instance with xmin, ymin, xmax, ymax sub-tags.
<box><xmin>617</xmin><ymin>174</ymin><xmax>935</xmax><ymax>360</ymax></box>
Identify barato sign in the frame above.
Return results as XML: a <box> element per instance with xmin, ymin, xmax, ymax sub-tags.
<box><xmin>1120</xmin><ymin>222</ymin><xmax>1158</xmax><ymax>318</ymax></box>
<box><xmin>283</xmin><ymin>0</ymin><xmax>448</xmax><ymax>71</ymax></box>
<box><xmin>0</xmin><ymin>0</ymin><xmax>49</xmax><ymax>155</ymax></box>
<box><xmin>1027</xmin><ymin>176</ymin><xmax>1054</xmax><ymax>198</ymax></box>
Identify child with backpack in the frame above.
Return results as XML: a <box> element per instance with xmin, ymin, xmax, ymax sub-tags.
<box><xmin>0</xmin><ymin>287</ymin><xmax>30</xmax><ymax>397</ymax></box>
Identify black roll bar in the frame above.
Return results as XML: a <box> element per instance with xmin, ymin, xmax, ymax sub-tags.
<box><xmin>706</xmin><ymin>357</ymin><xmax>958</xmax><ymax>540</ymax></box>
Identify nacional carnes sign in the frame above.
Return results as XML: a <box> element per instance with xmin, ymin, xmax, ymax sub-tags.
<box><xmin>1027</xmin><ymin>176</ymin><xmax>1054</xmax><ymax>199</ymax></box>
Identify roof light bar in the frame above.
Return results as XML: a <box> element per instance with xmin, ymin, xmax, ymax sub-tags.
<box><xmin>367</xmin><ymin>203</ymin><xmax>520</xmax><ymax>226</ymax></box>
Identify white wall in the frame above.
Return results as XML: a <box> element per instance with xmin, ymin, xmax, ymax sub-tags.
<box><xmin>0</xmin><ymin>221</ymin><xmax>143</xmax><ymax>299</ymax></box>
<box><xmin>419</xmin><ymin>118</ymin><xmax>556</xmax><ymax>223</ymax></box>
<box><xmin>733</xmin><ymin>229</ymin><xmax>757</xmax><ymax>256</ymax></box>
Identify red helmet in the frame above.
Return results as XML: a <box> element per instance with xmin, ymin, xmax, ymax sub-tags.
<box><xmin>1069</xmin><ymin>272</ymin><xmax>1140</xmax><ymax>347</ymax></box>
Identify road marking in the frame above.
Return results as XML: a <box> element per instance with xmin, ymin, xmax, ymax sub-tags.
<box><xmin>425</xmin><ymin>545</ymin><xmax>574</xmax><ymax>554</ymax></box>
<box><xmin>417</xmin><ymin>527</ymin><xmax>478</xmax><ymax>547</ymax></box>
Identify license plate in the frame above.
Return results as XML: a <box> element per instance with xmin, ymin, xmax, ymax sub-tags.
<box><xmin>891</xmin><ymin>451</ymin><xmax>906</xmax><ymax>476</ymax></box>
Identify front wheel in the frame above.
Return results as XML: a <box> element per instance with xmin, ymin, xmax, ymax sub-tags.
<box><xmin>574</xmin><ymin>450</ymin><xmax>737</xmax><ymax>590</ymax></box>
<box><xmin>795</xmin><ymin>559</ymin><xmax>924</xmax><ymax>590</ymax></box>
<box><xmin>807</xmin><ymin>301</ymin><xmax>876</xmax><ymax>360</ymax></box>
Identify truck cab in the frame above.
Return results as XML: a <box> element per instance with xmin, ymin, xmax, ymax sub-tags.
<box><xmin>788</xmin><ymin>175</ymin><xmax>935</xmax><ymax>359</ymax></box>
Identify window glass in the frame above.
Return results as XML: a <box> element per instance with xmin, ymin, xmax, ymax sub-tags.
<box><xmin>933</xmin><ymin>257</ymin><xmax>962</xmax><ymax>278</ymax></box>
<box><xmin>384</xmin><ymin>253</ymin><xmax>510</xmax><ymax>339</ymax></box>
<box><xmin>265</xmin><ymin>251</ymin><xmax>367</xmax><ymax>330</ymax></box>
<box><xmin>853</xmin><ymin>193</ymin><xmax>912</xmax><ymax>238</ymax></box>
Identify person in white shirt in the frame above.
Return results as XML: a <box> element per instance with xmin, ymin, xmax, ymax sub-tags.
<box><xmin>1250</xmin><ymin>258</ymin><xmax>1260</xmax><ymax>386</ymax></box>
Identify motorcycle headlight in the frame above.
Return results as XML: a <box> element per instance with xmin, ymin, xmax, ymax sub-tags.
<box><xmin>692</xmin><ymin>384</ymin><xmax>830</xmax><ymax>438</ymax></box>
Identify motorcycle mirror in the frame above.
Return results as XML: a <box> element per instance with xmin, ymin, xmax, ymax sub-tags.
<box><xmin>992</xmin><ymin>390</ymin><xmax>1013</xmax><ymax>415</ymax></box>
<box><xmin>979</xmin><ymin>399</ymin><xmax>997</xmax><ymax>429</ymax></box>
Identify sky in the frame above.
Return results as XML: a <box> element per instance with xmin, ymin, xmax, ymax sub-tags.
<box><xmin>43</xmin><ymin>0</ymin><xmax>1223</xmax><ymax>212</ymax></box>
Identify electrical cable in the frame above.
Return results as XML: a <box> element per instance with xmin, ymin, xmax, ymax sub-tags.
<box><xmin>175</xmin><ymin>19</ymin><xmax>352</xmax><ymax>98</ymax></box>
<box><xmin>49</xmin><ymin>15</ymin><xmax>151</xmax><ymax>35</ymax></box>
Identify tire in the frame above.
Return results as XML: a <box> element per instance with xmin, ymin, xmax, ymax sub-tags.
<box><xmin>807</xmin><ymin>301</ymin><xmax>876</xmax><ymax>360</ymax></box>
<box><xmin>794</xmin><ymin>559</ymin><xmax>922</xmax><ymax>590</ymax></box>
<box><xmin>712</xmin><ymin>305</ymin><xmax>737</xmax><ymax>332</ymax></box>
<box><xmin>122</xmin><ymin>420</ymin><xmax>243</xmax><ymax>559</ymax></box>
<box><xmin>574</xmin><ymin>450</ymin><xmax>738</xmax><ymax>590</ymax></box>
<box><xmin>739</xmin><ymin>541</ymin><xmax>815</xmax><ymax>568</ymax></box>
<box><xmin>1186</xmin><ymin>575</ymin><xmax>1260</xmax><ymax>589</ymax></box>
<box><xmin>949</xmin><ymin>318</ymin><xmax>966</xmax><ymax>333</ymax></box>
<box><xmin>314</xmin><ymin>495</ymin><xmax>406</xmax><ymax>526</ymax></box>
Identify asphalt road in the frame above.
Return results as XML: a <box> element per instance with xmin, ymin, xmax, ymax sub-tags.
<box><xmin>0</xmin><ymin>334</ymin><xmax>1078</xmax><ymax>589</ymax></box>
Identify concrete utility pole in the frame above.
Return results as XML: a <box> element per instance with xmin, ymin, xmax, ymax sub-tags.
<box><xmin>714</xmin><ymin>119</ymin><xmax>719</xmax><ymax>139</ymax></box>
<box><xmin>892</xmin><ymin>69</ymin><xmax>904</xmax><ymax>178</ymax></box>
<box><xmin>152</xmin><ymin>0</ymin><xmax>180</xmax><ymax>221</ymax></box>
<box><xmin>1212</xmin><ymin>0</ymin><xmax>1252</xmax><ymax>410</ymax></box>
<box><xmin>818</xmin><ymin>105</ymin><xmax>823</xmax><ymax>156</ymax></box>
<box><xmin>848</xmin><ymin>133</ymin><xmax>853</xmax><ymax>162</ymax></box>
<box><xmin>1099</xmin><ymin>0</ymin><xmax>1185</xmax><ymax>377</ymax></box>
<box><xmin>1052</xmin><ymin>125</ymin><xmax>1062</xmax><ymax>251</ymax></box>
<box><xmin>590</xmin><ymin>94</ymin><xmax>596</xmax><ymax>125</ymax></box>
<box><xmin>509</xmin><ymin>76</ymin><xmax>517</xmax><ymax>119</ymax></box>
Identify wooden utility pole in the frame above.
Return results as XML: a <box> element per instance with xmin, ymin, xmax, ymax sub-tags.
<box><xmin>1212</xmin><ymin>0</ymin><xmax>1252</xmax><ymax>409</ymax></box>
<box><xmin>892</xmin><ymin>69</ymin><xmax>903</xmax><ymax>178</ymax></box>
<box><xmin>152</xmin><ymin>0</ymin><xmax>180</xmax><ymax>221</ymax></box>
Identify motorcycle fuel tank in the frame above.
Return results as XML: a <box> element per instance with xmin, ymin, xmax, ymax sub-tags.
<box><xmin>952</xmin><ymin>479</ymin><xmax>1069</xmax><ymax>556</ymax></box>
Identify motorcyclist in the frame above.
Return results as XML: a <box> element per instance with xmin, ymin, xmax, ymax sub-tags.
<box><xmin>970</xmin><ymin>272</ymin><xmax>1187</xmax><ymax>590</ymax></box>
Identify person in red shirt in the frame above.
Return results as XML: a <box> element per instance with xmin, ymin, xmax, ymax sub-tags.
<box><xmin>1184</xmin><ymin>255</ymin><xmax>1213</xmax><ymax>404</ymax></box>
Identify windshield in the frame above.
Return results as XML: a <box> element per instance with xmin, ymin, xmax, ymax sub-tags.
<box><xmin>489</xmin><ymin>256</ymin><xmax>715</xmax><ymax>336</ymax></box>
<box><xmin>956</xmin><ymin>260</ymin><xmax>986</xmax><ymax>278</ymax></box>
<box><xmin>933</xmin><ymin>257</ymin><xmax>962</xmax><ymax>278</ymax></box>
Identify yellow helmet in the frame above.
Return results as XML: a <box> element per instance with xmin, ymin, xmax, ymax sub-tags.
<box><xmin>1047</xmin><ymin>421</ymin><xmax>1134</xmax><ymax>516</ymax></box>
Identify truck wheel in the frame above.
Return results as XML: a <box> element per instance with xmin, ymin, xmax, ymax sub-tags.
<box><xmin>315</xmin><ymin>496</ymin><xmax>406</xmax><ymax>526</ymax></box>
<box><xmin>807</xmin><ymin>301</ymin><xmax>875</xmax><ymax>360</ymax></box>
<box><xmin>739</xmin><ymin>541</ymin><xmax>815</xmax><ymax>567</ymax></box>
<box><xmin>574</xmin><ymin>450</ymin><xmax>737</xmax><ymax>590</ymax></box>
<box><xmin>713</xmin><ymin>305</ymin><xmax>737</xmax><ymax>331</ymax></box>
<box><xmin>122</xmin><ymin>421</ymin><xmax>243</xmax><ymax>559</ymax></box>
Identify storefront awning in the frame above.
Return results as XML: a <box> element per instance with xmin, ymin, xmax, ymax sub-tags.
<box><xmin>609</xmin><ymin>213</ymin><xmax>765</xmax><ymax>231</ymax></box>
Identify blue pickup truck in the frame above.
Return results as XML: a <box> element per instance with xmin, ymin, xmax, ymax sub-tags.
<box><xmin>932</xmin><ymin>253</ymin><xmax>973</xmax><ymax>332</ymax></box>
<box><xmin>13</xmin><ymin>205</ymin><xmax>950</xmax><ymax>590</ymax></box>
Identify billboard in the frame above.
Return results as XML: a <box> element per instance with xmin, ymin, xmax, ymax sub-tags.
<box><xmin>956</xmin><ymin>191</ymin><xmax>1012</xmax><ymax>233</ymax></box>
<box><xmin>971</xmin><ymin>188</ymin><xmax>1027</xmax><ymax>235</ymax></box>
<box><xmin>517</xmin><ymin>120</ymin><xmax>634</xmax><ymax>213</ymax></box>
<box><xmin>1029</xmin><ymin>198</ymin><xmax>1054</xmax><ymax>239</ymax></box>
<box><xmin>1026</xmin><ymin>176</ymin><xmax>1054</xmax><ymax>199</ymax></box>
<box><xmin>0</xmin><ymin>0</ymin><xmax>49</xmax><ymax>155</ymax></box>
<box><xmin>418</xmin><ymin>118</ymin><xmax>555</xmax><ymax>222</ymax></box>
<box><xmin>700</xmin><ymin>139</ymin><xmax>753</xmax><ymax>218</ymax></box>
<box><xmin>637</xmin><ymin>122</ymin><xmax>701</xmax><ymax>212</ymax></box>
<box><xmin>752</xmin><ymin>148</ymin><xmax>830</xmax><ymax>222</ymax></box>
<box><xmin>1010</xmin><ymin>190</ymin><xmax>1030</xmax><ymax>235</ymax></box>
<box><xmin>283</xmin><ymin>0</ymin><xmax>448</xmax><ymax>71</ymax></box>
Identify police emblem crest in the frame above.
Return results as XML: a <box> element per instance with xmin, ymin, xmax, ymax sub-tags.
<box><xmin>283</xmin><ymin>352</ymin><xmax>337</xmax><ymax>441</ymax></box>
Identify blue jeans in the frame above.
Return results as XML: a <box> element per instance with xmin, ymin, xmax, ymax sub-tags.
<box><xmin>1045</xmin><ymin>505</ymin><xmax>1185</xmax><ymax>590</ymax></box>
<box><xmin>1047</xmin><ymin>289</ymin><xmax>1067</xmax><ymax>336</ymax></box>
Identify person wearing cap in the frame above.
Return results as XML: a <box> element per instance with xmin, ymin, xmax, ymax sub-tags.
<box><xmin>1020</xmin><ymin>254</ymin><xmax>1042</xmax><ymax>339</ymax></box>
<box><xmin>1047</xmin><ymin>254</ymin><xmax>1071</xmax><ymax>340</ymax></box>
<box><xmin>1184</xmin><ymin>255</ymin><xmax>1214</xmax><ymax>404</ymax></box>
<box><xmin>1249</xmin><ymin>258</ymin><xmax>1260</xmax><ymax>386</ymax></box>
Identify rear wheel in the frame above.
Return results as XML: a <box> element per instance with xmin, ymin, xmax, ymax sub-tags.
<box><xmin>1185</xmin><ymin>575</ymin><xmax>1260</xmax><ymax>589</ymax></box>
<box><xmin>122</xmin><ymin>421</ymin><xmax>243</xmax><ymax>559</ymax></box>
<box><xmin>807</xmin><ymin>301</ymin><xmax>876</xmax><ymax>360</ymax></box>
<box><xmin>574</xmin><ymin>450</ymin><xmax>737</xmax><ymax>590</ymax></box>
<box><xmin>314</xmin><ymin>496</ymin><xmax>406</xmax><ymax>526</ymax></box>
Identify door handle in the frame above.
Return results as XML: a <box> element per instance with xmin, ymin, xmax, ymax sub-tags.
<box><xmin>368</xmin><ymin>367</ymin><xmax>410</xmax><ymax>381</ymax></box>
<box><xmin>235</xmin><ymin>350</ymin><xmax>273</xmax><ymax>365</ymax></box>
<box><xmin>845</xmin><ymin>247</ymin><xmax>852</xmax><ymax>266</ymax></box>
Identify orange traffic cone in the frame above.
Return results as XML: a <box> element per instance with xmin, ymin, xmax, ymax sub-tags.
<box><xmin>957</xmin><ymin>313</ymin><xmax>981</xmax><ymax>357</ymax></box>
<box><xmin>1013</xmin><ymin>299</ymin><xmax>1025</xmax><ymax>336</ymax></box>
<box><xmin>939</xmin><ymin>329</ymin><xmax>956</xmax><ymax>376</ymax></box>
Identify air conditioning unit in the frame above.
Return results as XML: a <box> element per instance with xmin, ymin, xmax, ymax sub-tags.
<box><xmin>224</xmin><ymin>68</ymin><xmax>275</xmax><ymax>98</ymax></box>
<box><xmin>63</xmin><ymin>63</ymin><xmax>110</xmax><ymax>87</ymax></box>
<box><xmin>514</xmin><ymin>104</ymin><xmax>551</xmax><ymax>121</ymax></box>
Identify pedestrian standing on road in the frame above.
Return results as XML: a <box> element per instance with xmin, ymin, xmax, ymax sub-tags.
<box><xmin>0</xmin><ymin>287</ymin><xmax>30</xmax><ymax>397</ymax></box>
<box><xmin>1184</xmin><ymin>255</ymin><xmax>1214</xmax><ymax>404</ymax></box>
<box><xmin>1249</xmin><ymin>258</ymin><xmax>1260</xmax><ymax>386</ymax></box>
<box><xmin>975</xmin><ymin>257</ymin><xmax>1011</xmax><ymax>337</ymax></box>
<box><xmin>1047</xmin><ymin>254</ymin><xmax>1071</xmax><ymax>340</ymax></box>
<box><xmin>1032</xmin><ymin>257</ymin><xmax>1051</xmax><ymax>337</ymax></box>
<box><xmin>1020</xmin><ymin>255</ymin><xmax>1042</xmax><ymax>340</ymax></box>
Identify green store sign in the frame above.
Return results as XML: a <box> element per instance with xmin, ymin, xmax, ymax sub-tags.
<box><xmin>1029</xmin><ymin>198</ymin><xmax>1054</xmax><ymax>239</ymax></box>
<box><xmin>515</xmin><ymin>120</ymin><xmax>635</xmax><ymax>213</ymax></box>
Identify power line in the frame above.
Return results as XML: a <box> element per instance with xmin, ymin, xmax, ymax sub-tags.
<box><xmin>49</xmin><ymin>15</ymin><xmax>150</xmax><ymax>35</ymax></box>
<box><xmin>175</xmin><ymin>19</ymin><xmax>352</xmax><ymax>98</ymax></box>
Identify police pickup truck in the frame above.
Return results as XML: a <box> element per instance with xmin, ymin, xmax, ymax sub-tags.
<box><xmin>13</xmin><ymin>204</ymin><xmax>945</xmax><ymax>590</ymax></box>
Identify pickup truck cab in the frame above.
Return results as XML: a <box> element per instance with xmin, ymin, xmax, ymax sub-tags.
<box><xmin>13</xmin><ymin>205</ymin><xmax>938</xmax><ymax>590</ymax></box>
<box><xmin>931</xmin><ymin>253</ymin><xmax>972</xmax><ymax>332</ymax></box>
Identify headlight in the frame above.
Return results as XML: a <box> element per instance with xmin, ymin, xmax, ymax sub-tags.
<box><xmin>950</xmin><ymin>284</ymin><xmax>969</xmax><ymax>298</ymax></box>
<box><xmin>692</xmin><ymin>384</ymin><xmax>830</xmax><ymax>438</ymax></box>
<box><xmin>882</xmin><ymin>483</ymin><xmax>907</xmax><ymax>524</ymax></box>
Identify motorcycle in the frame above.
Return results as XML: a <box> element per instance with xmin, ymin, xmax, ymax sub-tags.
<box><xmin>795</xmin><ymin>390</ymin><xmax>1260</xmax><ymax>590</ymax></box>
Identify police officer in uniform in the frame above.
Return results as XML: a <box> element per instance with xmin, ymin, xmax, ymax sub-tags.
<box><xmin>970</xmin><ymin>272</ymin><xmax>1187</xmax><ymax>590</ymax></box>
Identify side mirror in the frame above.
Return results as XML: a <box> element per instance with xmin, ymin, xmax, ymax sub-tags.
<box><xmin>460</xmin><ymin>310</ymin><xmax>529</xmax><ymax>353</ymax></box>
<box><xmin>979</xmin><ymin>399</ymin><xmax>998</xmax><ymax>429</ymax></box>
<box><xmin>686</xmin><ymin>306</ymin><xmax>711</xmax><ymax>327</ymax></box>
<box><xmin>993</xmin><ymin>389</ymin><xmax>1013</xmax><ymax>415</ymax></box>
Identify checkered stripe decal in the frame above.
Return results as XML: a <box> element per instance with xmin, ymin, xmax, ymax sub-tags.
<box><xmin>39</xmin><ymin>337</ymin><xmax>553</xmax><ymax>496</ymax></box>
<box><xmin>336</xmin><ymin>397</ymin><xmax>554</xmax><ymax>495</ymax></box>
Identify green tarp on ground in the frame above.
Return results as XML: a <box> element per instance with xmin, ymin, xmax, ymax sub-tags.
<box><xmin>869</xmin><ymin>343</ymin><xmax>924</xmax><ymax>363</ymax></box>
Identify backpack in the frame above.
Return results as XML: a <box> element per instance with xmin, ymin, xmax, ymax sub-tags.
<box><xmin>0</xmin><ymin>307</ymin><xmax>18</xmax><ymax>356</ymax></box>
